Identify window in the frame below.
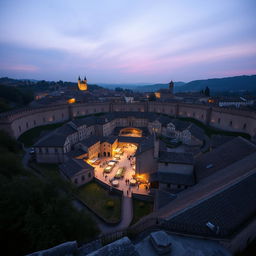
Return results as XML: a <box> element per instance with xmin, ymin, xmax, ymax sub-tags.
<box><xmin>39</xmin><ymin>148</ymin><xmax>42</xmax><ymax>153</ymax></box>
<box><xmin>54</xmin><ymin>148</ymin><xmax>58</xmax><ymax>153</ymax></box>
<box><xmin>229</xmin><ymin>121</ymin><xmax>233</xmax><ymax>127</ymax></box>
<box><xmin>243</xmin><ymin>123</ymin><xmax>247</xmax><ymax>130</ymax></box>
<box><xmin>26</xmin><ymin>122</ymin><xmax>28</xmax><ymax>128</ymax></box>
<box><xmin>88</xmin><ymin>172</ymin><xmax>91</xmax><ymax>178</ymax></box>
<box><xmin>165</xmin><ymin>162</ymin><xmax>168</xmax><ymax>166</ymax></box>
<box><xmin>74</xmin><ymin>179</ymin><xmax>78</xmax><ymax>184</ymax></box>
<box><xmin>81</xmin><ymin>175</ymin><xmax>85</xmax><ymax>181</ymax></box>
<box><xmin>19</xmin><ymin>126</ymin><xmax>21</xmax><ymax>132</ymax></box>
<box><xmin>33</xmin><ymin>120</ymin><xmax>36</xmax><ymax>125</ymax></box>
<box><xmin>218</xmin><ymin>118</ymin><xmax>221</xmax><ymax>124</ymax></box>
<box><xmin>45</xmin><ymin>148</ymin><xmax>49</xmax><ymax>154</ymax></box>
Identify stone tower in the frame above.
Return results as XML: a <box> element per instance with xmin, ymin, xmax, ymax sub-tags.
<box><xmin>78</xmin><ymin>76</ymin><xmax>88</xmax><ymax>91</ymax></box>
<box><xmin>169</xmin><ymin>80</ymin><xmax>174</xmax><ymax>94</ymax></box>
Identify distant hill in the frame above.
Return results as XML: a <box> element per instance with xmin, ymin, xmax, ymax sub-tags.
<box><xmin>99</xmin><ymin>82</ymin><xmax>185</xmax><ymax>92</ymax></box>
<box><xmin>0</xmin><ymin>77</ymin><xmax>103</xmax><ymax>91</ymax></box>
<box><xmin>132</xmin><ymin>82</ymin><xmax>185</xmax><ymax>92</ymax></box>
<box><xmin>99</xmin><ymin>75</ymin><xmax>256</xmax><ymax>93</ymax></box>
<box><xmin>176</xmin><ymin>75</ymin><xmax>256</xmax><ymax>93</ymax></box>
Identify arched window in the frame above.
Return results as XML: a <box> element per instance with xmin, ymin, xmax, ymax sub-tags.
<box><xmin>229</xmin><ymin>121</ymin><xmax>233</xmax><ymax>127</ymax></box>
<box><xmin>218</xmin><ymin>118</ymin><xmax>221</xmax><ymax>124</ymax></box>
<box><xmin>243</xmin><ymin>123</ymin><xmax>247</xmax><ymax>130</ymax></box>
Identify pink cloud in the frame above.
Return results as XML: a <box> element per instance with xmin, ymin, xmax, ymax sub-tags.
<box><xmin>0</xmin><ymin>64</ymin><xmax>39</xmax><ymax>72</ymax></box>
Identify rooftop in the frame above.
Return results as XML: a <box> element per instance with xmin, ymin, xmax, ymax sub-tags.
<box><xmin>60</xmin><ymin>158</ymin><xmax>93</xmax><ymax>178</ymax></box>
<box><xmin>159</xmin><ymin>151</ymin><xmax>194</xmax><ymax>165</ymax></box>
<box><xmin>195</xmin><ymin>137</ymin><xmax>256</xmax><ymax>182</ymax></box>
<box><xmin>164</xmin><ymin>171</ymin><xmax>256</xmax><ymax>238</ymax></box>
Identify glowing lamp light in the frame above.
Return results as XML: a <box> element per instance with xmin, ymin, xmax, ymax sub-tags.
<box><xmin>68</xmin><ymin>98</ymin><xmax>76</xmax><ymax>104</ymax></box>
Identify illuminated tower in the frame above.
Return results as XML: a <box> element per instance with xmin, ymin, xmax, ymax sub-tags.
<box><xmin>78</xmin><ymin>76</ymin><xmax>88</xmax><ymax>91</ymax></box>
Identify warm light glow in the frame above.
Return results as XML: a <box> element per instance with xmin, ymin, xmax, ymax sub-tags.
<box><xmin>135</xmin><ymin>173</ymin><xmax>149</xmax><ymax>184</ymax></box>
<box><xmin>155</xmin><ymin>92</ymin><xmax>161</xmax><ymax>99</ymax></box>
<box><xmin>67</xmin><ymin>98</ymin><xmax>76</xmax><ymax>104</ymax></box>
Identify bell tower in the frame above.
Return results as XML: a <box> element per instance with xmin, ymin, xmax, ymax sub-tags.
<box><xmin>77</xmin><ymin>75</ymin><xmax>88</xmax><ymax>91</ymax></box>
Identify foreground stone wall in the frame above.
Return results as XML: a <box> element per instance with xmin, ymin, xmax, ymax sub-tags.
<box><xmin>0</xmin><ymin>102</ymin><xmax>255</xmax><ymax>139</ymax></box>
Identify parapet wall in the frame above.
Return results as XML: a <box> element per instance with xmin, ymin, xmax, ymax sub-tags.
<box><xmin>0</xmin><ymin>102</ymin><xmax>255</xmax><ymax>138</ymax></box>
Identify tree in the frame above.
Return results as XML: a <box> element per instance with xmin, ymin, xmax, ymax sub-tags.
<box><xmin>148</xmin><ymin>93</ymin><xmax>156</xmax><ymax>101</ymax></box>
<box><xmin>115</xmin><ymin>87</ymin><xmax>123</xmax><ymax>92</ymax></box>
<box><xmin>0</xmin><ymin>131</ymin><xmax>99</xmax><ymax>256</ymax></box>
<box><xmin>204</xmin><ymin>86</ymin><xmax>210</xmax><ymax>96</ymax></box>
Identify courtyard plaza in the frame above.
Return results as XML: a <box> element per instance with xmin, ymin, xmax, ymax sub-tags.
<box><xmin>89</xmin><ymin>144</ymin><xmax>150</xmax><ymax>197</ymax></box>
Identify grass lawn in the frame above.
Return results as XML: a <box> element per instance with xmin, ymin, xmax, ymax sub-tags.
<box><xmin>131</xmin><ymin>199</ymin><xmax>154</xmax><ymax>225</ymax></box>
<box><xmin>78</xmin><ymin>182</ymin><xmax>122</xmax><ymax>224</ymax></box>
<box><xmin>18</xmin><ymin>122</ymin><xmax>66</xmax><ymax>147</ymax></box>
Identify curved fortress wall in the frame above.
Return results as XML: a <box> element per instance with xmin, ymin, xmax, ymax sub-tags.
<box><xmin>0</xmin><ymin>102</ymin><xmax>255</xmax><ymax>139</ymax></box>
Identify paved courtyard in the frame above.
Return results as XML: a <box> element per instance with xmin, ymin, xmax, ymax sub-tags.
<box><xmin>92</xmin><ymin>144</ymin><xmax>150</xmax><ymax>197</ymax></box>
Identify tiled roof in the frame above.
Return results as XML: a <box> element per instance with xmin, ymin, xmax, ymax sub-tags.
<box><xmin>210</xmin><ymin>135</ymin><xmax>235</xmax><ymax>149</ymax></box>
<box><xmin>135</xmin><ymin>136</ymin><xmax>154</xmax><ymax>155</ymax></box>
<box><xmin>118</xmin><ymin>136</ymin><xmax>145</xmax><ymax>144</ymax></box>
<box><xmin>159</xmin><ymin>151</ymin><xmax>194</xmax><ymax>165</ymax></box>
<box><xmin>102</xmin><ymin>136</ymin><xmax>118</xmax><ymax>144</ymax></box>
<box><xmin>80</xmin><ymin>136</ymin><xmax>100</xmax><ymax>147</ymax></box>
<box><xmin>155</xmin><ymin>190</ymin><xmax>177</xmax><ymax>210</ymax></box>
<box><xmin>60</xmin><ymin>158</ymin><xmax>93</xmax><ymax>178</ymax></box>
<box><xmin>34</xmin><ymin>122</ymin><xmax>77</xmax><ymax>147</ymax></box>
<box><xmin>151</xmin><ymin>165</ymin><xmax>195</xmax><ymax>186</ymax></box>
<box><xmin>187</xmin><ymin>123</ymin><xmax>205</xmax><ymax>141</ymax></box>
<box><xmin>163</xmin><ymin>171</ymin><xmax>256</xmax><ymax>238</ymax></box>
<box><xmin>195</xmin><ymin>137</ymin><xmax>256</xmax><ymax>182</ymax></box>
<box><xmin>34</xmin><ymin>133</ymin><xmax>67</xmax><ymax>147</ymax></box>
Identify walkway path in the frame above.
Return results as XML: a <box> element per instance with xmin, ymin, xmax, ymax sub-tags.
<box><xmin>73</xmin><ymin>195</ymin><xmax>133</xmax><ymax>235</ymax></box>
<box><xmin>23</xmin><ymin>146</ymin><xmax>134</xmax><ymax>235</ymax></box>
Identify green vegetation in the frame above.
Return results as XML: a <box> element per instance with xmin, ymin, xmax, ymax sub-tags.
<box><xmin>0</xmin><ymin>130</ymin><xmax>99</xmax><ymax>256</ymax></box>
<box><xmin>30</xmin><ymin>162</ymin><xmax>78</xmax><ymax>195</ymax></box>
<box><xmin>75</xmin><ymin>112</ymin><xmax>106</xmax><ymax>119</ymax></box>
<box><xmin>18</xmin><ymin>122</ymin><xmax>65</xmax><ymax>147</ymax></box>
<box><xmin>131</xmin><ymin>199</ymin><xmax>154</xmax><ymax>225</ymax></box>
<box><xmin>78</xmin><ymin>182</ymin><xmax>122</xmax><ymax>223</ymax></box>
<box><xmin>0</xmin><ymin>84</ymin><xmax>34</xmax><ymax>112</ymax></box>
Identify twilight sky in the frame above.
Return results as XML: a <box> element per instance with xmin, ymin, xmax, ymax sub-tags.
<box><xmin>0</xmin><ymin>0</ymin><xmax>256</xmax><ymax>83</ymax></box>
